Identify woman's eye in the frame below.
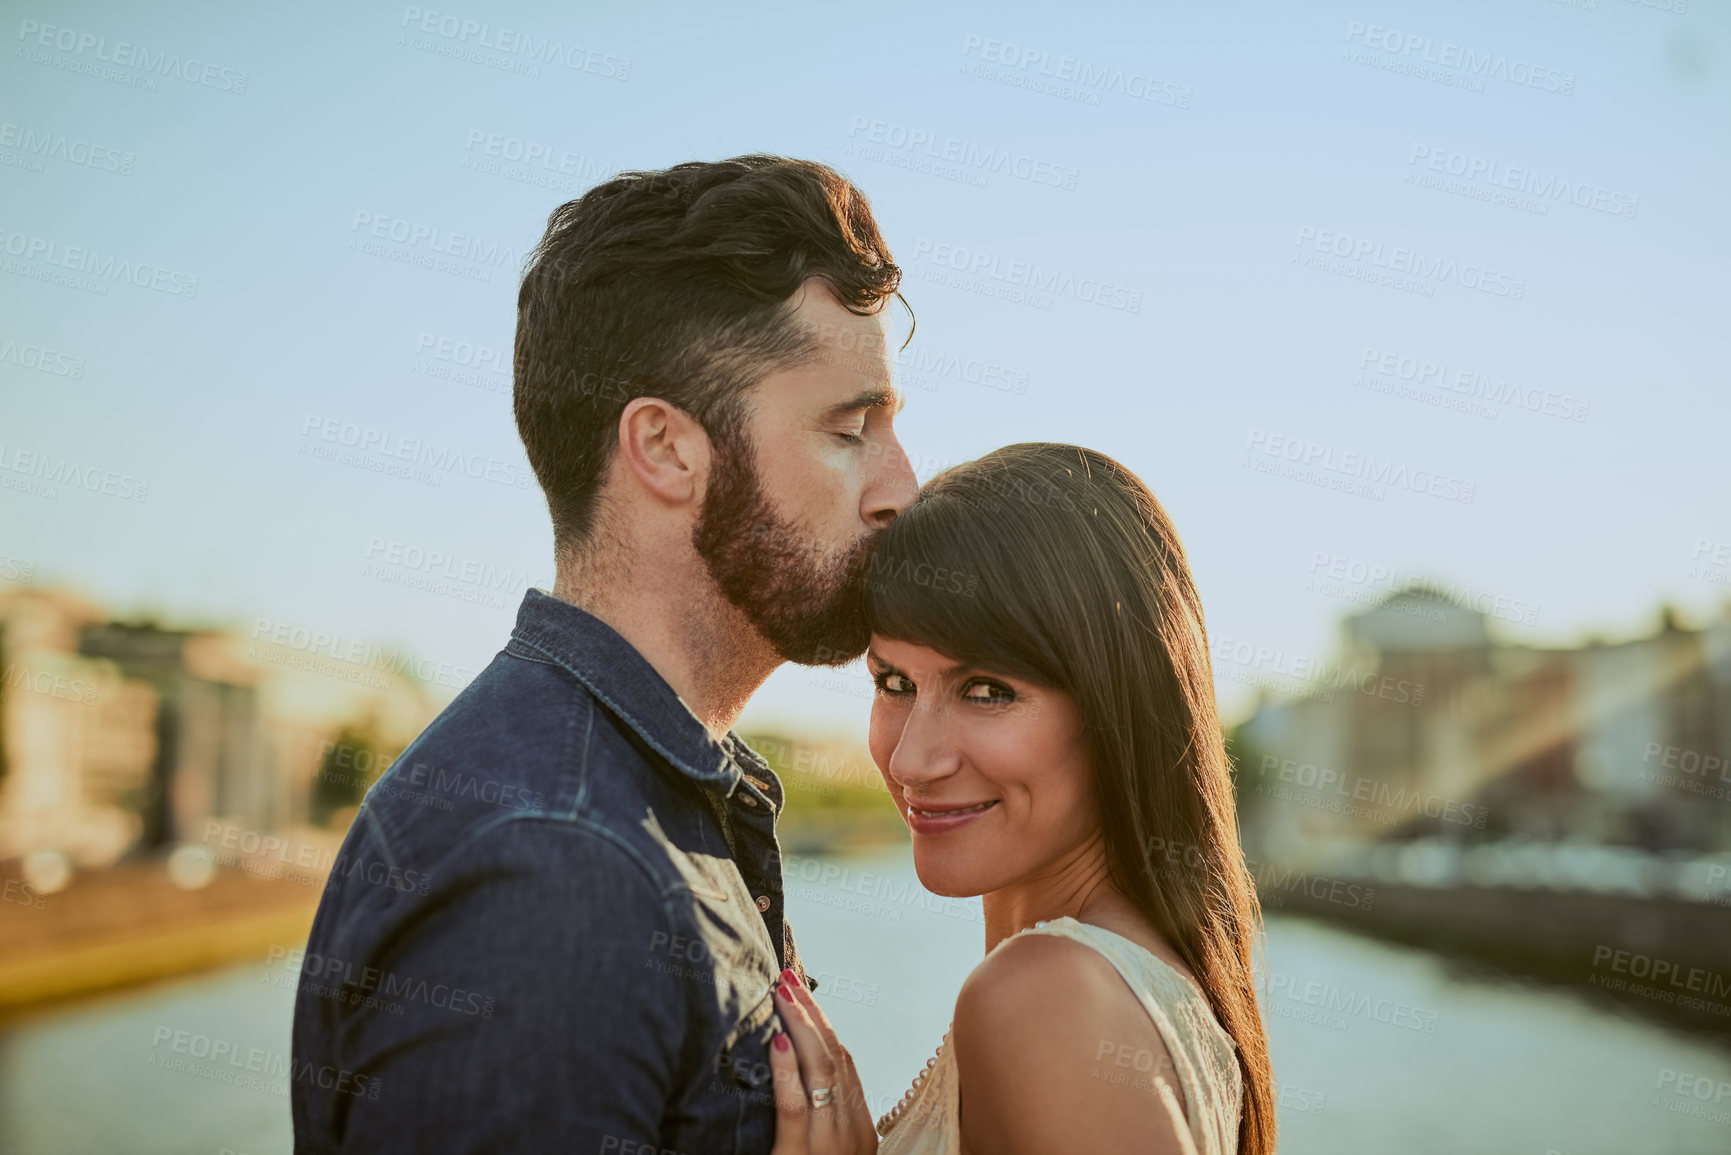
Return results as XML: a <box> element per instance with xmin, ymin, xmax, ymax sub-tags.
<box><xmin>835</xmin><ymin>431</ymin><xmax>865</xmax><ymax>445</ymax></box>
<box><xmin>873</xmin><ymin>671</ymin><xmax>913</xmax><ymax>695</ymax></box>
<box><xmin>961</xmin><ymin>679</ymin><xmax>1016</xmax><ymax>704</ymax></box>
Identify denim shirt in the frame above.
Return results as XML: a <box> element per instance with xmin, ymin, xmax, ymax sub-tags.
<box><xmin>291</xmin><ymin>588</ymin><xmax>810</xmax><ymax>1154</ymax></box>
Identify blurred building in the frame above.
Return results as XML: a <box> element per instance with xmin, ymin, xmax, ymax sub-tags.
<box><xmin>1236</xmin><ymin>587</ymin><xmax>1731</xmax><ymax>866</ymax></box>
<box><xmin>78</xmin><ymin>620</ymin><xmax>271</xmax><ymax>849</ymax></box>
<box><xmin>0</xmin><ymin>588</ymin><xmax>156</xmax><ymax>867</ymax></box>
<box><xmin>0</xmin><ymin>584</ymin><xmax>440</xmax><ymax>870</ymax></box>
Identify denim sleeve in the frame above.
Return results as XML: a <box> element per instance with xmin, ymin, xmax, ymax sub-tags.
<box><xmin>328</xmin><ymin>818</ymin><xmax>687</xmax><ymax>1153</ymax></box>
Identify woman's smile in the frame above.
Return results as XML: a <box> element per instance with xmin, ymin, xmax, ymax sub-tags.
<box><xmin>903</xmin><ymin>797</ymin><xmax>1001</xmax><ymax>834</ymax></box>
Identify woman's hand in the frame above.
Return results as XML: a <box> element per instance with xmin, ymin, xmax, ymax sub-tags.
<box><xmin>767</xmin><ymin>968</ymin><xmax>878</xmax><ymax>1155</ymax></box>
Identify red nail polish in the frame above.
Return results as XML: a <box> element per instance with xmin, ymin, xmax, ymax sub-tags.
<box><xmin>774</xmin><ymin>1033</ymin><xmax>790</xmax><ymax>1052</ymax></box>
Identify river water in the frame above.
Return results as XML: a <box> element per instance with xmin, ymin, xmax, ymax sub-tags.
<box><xmin>3</xmin><ymin>846</ymin><xmax>1730</xmax><ymax>1153</ymax></box>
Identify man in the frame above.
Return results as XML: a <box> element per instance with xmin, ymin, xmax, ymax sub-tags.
<box><xmin>291</xmin><ymin>155</ymin><xmax>918</xmax><ymax>1153</ymax></box>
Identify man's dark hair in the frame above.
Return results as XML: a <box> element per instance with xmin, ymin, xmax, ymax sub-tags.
<box><xmin>514</xmin><ymin>154</ymin><xmax>904</xmax><ymax>554</ymax></box>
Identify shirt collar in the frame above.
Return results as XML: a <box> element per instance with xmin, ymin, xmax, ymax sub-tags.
<box><xmin>508</xmin><ymin>588</ymin><xmax>782</xmax><ymax>810</ymax></box>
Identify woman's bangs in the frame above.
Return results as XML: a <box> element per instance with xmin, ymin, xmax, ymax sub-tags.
<box><xmin>863</xmin><ymin>492</ymin><xmax>1059</xmax><ymax>687</ymax></box>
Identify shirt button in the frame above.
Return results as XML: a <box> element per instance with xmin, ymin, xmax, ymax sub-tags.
<box><xmin>739</xmin><ymin>794</ymin><xmax>758</xmax><ymax>808</ymax></box>
<box><xmin>755</xmin><ymin>895</ymin><xmax>772</xmax><ymax>913</ymax></box>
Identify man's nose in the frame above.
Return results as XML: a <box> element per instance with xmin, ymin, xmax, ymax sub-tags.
<box><xmin>865</xmin><ymin>438</ymin><xmax>919</xmax><ymax>529</ymax></box>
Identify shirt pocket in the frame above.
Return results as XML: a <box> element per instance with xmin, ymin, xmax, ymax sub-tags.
<box><xmin>716</xmin><ymin>988</ymin><xmax>779</xmax><ymax>1154</ymax></box>
<box><xmin>716</xmin><ymin>986</ymin><xmax>779</xmax><ymax>1097</ymax></box>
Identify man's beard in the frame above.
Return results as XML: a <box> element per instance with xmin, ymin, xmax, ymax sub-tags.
<box><xmin>693</xmin><ymin>427</ymin><xmax>876</xmax><ymax>666</ymax></box>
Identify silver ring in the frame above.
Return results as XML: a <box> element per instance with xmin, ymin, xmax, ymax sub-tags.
<box><xmin>809</xmin><ymin>1086</ymin><xmax>834</xmax><ymax>1109</ymax></box>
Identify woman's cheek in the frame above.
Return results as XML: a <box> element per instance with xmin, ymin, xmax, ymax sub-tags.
<box><xmin>973</xmin><ymin>706</ymin><xmax>1059</xmax><ymax>792</ymax></box>
<box><xmin>961</xmin><ymin>719</ymin><xmax>1020</xmax><ymax>783</ymax></box>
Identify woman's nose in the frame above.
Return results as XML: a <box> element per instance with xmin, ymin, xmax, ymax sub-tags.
<box><xmin>886</xmin><ymin>694</ymin><xmax>962</xmax><ymax>791</ymax></box>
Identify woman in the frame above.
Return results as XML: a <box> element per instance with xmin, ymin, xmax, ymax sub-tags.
<box><xmin>767</xmin><ymin>443</ymin><xmax>1274</xmax><ymax>1155</ymax></box>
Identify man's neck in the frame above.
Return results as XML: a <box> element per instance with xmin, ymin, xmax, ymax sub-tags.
<box><xmin>552</xmin><ymin>560</ymin><xmax>781</xmax><ymax>741</ymax></box>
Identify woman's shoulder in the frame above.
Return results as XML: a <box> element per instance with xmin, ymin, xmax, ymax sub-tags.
<box><xmin>965</xmin><ymin>920</ymin><xmax>1132</xmax><ymax>1001</ymax></box>
<box><xmin>977</xmin><ymin>914</ymin><xmax>1204</xmax><ymax>993</ymax></box>
<box><xmin>950</xmin><ymin>926</ymin><xmax>1196</xmax><ymax>1152</ymax></box>
<box><xmin>957</xmin><ymin>919</ymin><xmax>1177</xmax><ymax>1052</ymax></box>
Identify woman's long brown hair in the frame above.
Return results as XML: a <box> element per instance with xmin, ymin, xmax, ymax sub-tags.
<box><xmin>864</xmin><ymin>442</ymin><xmax>1274</xmax><ymax>1155</ymax></box>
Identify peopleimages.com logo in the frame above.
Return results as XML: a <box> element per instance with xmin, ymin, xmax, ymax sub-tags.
<box><xmin>0</xmin><ymin>443</ymin><xmax>149</xmax><ymax>502</ymax></box>
<box><xmin>958</xmin><ymin>34</ymin><xmax>1192</xmax><ymax>109</ymax></box>
<box><xmin>845</xmin><ymin>116</ymin><xmax>1081</xmax><ymax>190</ymax></box>
<box><xmin>397</xmin><ymin>7</ymin><xmax>630</xmax><ymax>80</ymax></box>
<box><xmin>0</xmin><ymin>334</ymin><xmax>85</xmax><ymax>378</ymax></box>
<box><xmin>1342</xmin><ymin>20</ymin><xmax>1575</xmax><ymax>96</ymax></box>
<box><xmin>1355</xmin><ymin>347</ymin><xmax>1588</xmax><ymax>423</ymax></box>
<box><xmin>909</xmin><ymin>238</ymin><xmax>1143</xmax><ymax>313</ymax></box>
<box><xmin>0</xmin><ymin>120</ymin><xmax>135</xmax><ymax>175</ymax></box>
<box><xmin>0</xmin><ymin>227</ymin><xmax>200</xmax><ymax>298</ymax></box>
<box><xmin>1294</xmin><ymin>226</ymin><xmax>1525</xmax><ymax>300</ymax></box>
<box><xmin>15</xmin><ymin>18</ymin><xmax>250</xmax><ymax>93</ymax></box>
<box><xmin>1243</xmin><ymin>428</ymin><xmax>1476</xmax><ymax>506</ymax></box>
<box><xmin>299</xmin><ymin>413</ymin><xmax>533</xmax><ymax>490</ymax></box>
<box><xmin>1406</xmin><ymin>145</ymin><xmax>1638</xmax><ymax>219</ymax></box>
<box><xmin>247</xmin><ymin>616</ymin><xmax>476</xmax><ymax>691</ymax></box>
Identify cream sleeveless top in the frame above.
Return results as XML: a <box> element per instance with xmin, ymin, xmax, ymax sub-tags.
<box><xmin>876</xmin><ymin>916</ymin><xmax>1241</xmax><ymax>1155</ymax></box>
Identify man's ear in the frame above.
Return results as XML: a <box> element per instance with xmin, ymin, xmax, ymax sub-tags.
<box><xmin>616</xmin><ymin>397</ymin><xmax>712</xmax><ymax>507</ymax></box>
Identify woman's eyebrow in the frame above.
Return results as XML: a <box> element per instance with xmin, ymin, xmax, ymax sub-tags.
<box><xmin>865</xmin><ymin>652</ymin><xmax>919</xmax><ymax>677</ymax></box>
<box><xmin>865</xmin><ymin>653</ymin><xmax>976</xmax><ymax>681</ymax></box>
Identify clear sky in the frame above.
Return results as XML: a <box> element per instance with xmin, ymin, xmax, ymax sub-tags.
<box><xmin>4</xmin><ymin>0</ymin><xmax>1728</xmax><ymax>739</ymax></box>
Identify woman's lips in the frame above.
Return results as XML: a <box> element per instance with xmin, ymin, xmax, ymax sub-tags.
<box><xmin>903</xmin><ymin>799</ymin><xmax>1000</xmax><ymax>835</ymax></box>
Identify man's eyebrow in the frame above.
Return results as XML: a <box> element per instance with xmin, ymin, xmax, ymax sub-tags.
<box><xmin>822</xmin><ymin>387</ymin><xmax>904</xmax><ymax>420</ymax></box>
